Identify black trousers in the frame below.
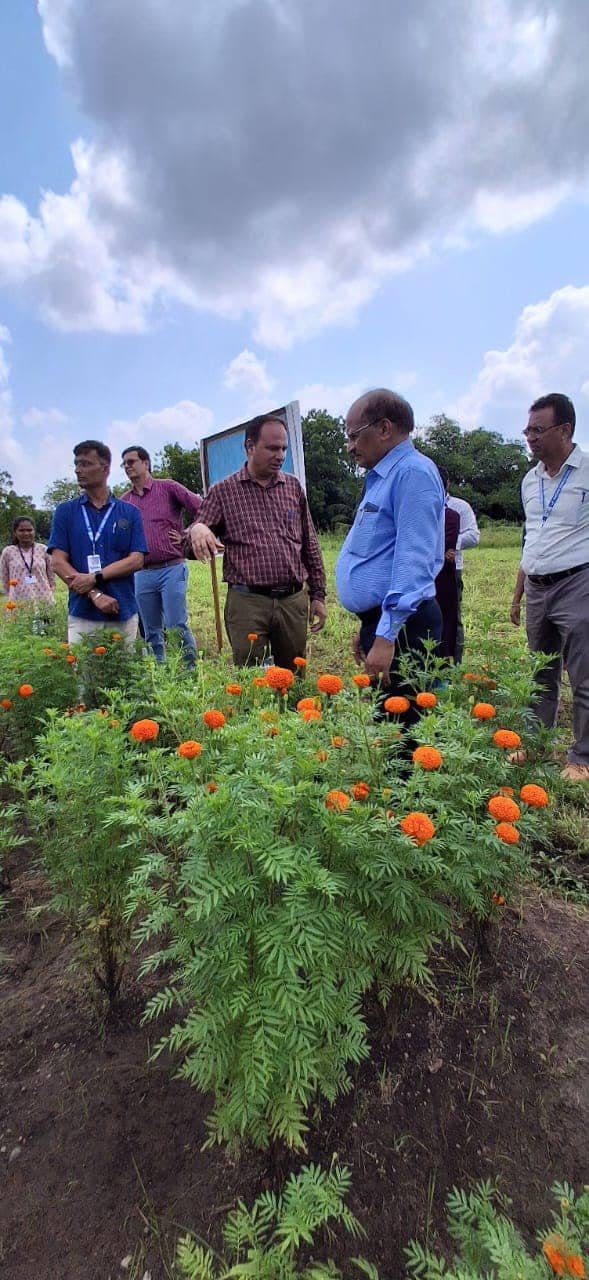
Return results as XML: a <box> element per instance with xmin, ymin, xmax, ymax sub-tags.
<box><xmin>359</xmin><ymin>597</ymin><xmax>443</xmax><ymax>728</ymax></box>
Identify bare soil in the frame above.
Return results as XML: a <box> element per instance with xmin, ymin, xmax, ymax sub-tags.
<box><xmin>1</xmin><ymin>852</ymin><xmax>587</xmax><ymax>1280</ymax></box>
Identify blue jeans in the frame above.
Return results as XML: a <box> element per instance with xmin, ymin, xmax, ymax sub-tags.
<box><xmin>134</xmin><ymin>562</ymin><xmax>197</xmax><ymax>666</ymax></box>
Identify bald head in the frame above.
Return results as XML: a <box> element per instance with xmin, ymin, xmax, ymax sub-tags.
<box><xmin>350</xmin><ymin>389</ymin><xmax>415</xmax><ymax>436</ymax></box>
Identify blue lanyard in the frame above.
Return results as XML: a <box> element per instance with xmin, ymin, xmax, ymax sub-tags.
<box><xmin>539</xmin><ymin>466</ymin><xmax>573</xmax><ymax>525</ymax></box>
<box><xmin>81</xmin><ymin>500</ymin><xmax>114</xmax><ymax>549</ymax></box>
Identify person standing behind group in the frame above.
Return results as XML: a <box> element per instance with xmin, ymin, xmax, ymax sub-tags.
<box><xmin>121</xmin><ymin>447</ymin><xmax>202</xmax><ymax>667</ymax></box>
<box><xmin>510</xmin><ymin>392</ymin><xmax>589</xmax><ymax>783</ymax></box>
<box><xmin>335</xmin><ymin>389</ymin><xmax>444</xmax><ymax>718</ymax></box>
<box><xmin>185</xmin><ymin>414</ymin><xmax>326</xmax><ymax>669</ymax></box>
<box><xmin>1</xmin><ymin>517</ymin><xmax>55</xmax><ymax>608</ymax></box>
<box><xmin>48</xmin><ymin>440</ymin><xmax>147</xmax><ymax>643</ymax></box>
<box><xmin>445</xmin><ymin>484</ymin><xmax>480</xmax><ymax>663</ymax></box>
<box><xmin>434</xmin><ymin>467</ymin><xmax>460</xmax><ymax>660</ymax></box>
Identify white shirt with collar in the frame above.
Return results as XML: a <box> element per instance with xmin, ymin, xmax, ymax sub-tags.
<box><xmin>446</xmin><ymin>495</ymin><xmax>480</xmax><ymax>571</ymax></box>
<box><xmin>521</xmin><ymin>444</ymin><xmax>589</xmax><ymax>575</ymax></box>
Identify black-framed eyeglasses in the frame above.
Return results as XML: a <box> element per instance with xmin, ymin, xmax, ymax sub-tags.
<box><xmin>523</xmin><ymin>421</ymin><xmax>569</xmax><ymax>439</ymax></box>
<box><xmin>345</xmin><ymin>416</ymin><xmax>384</xmax><ymax>445</ymax></box>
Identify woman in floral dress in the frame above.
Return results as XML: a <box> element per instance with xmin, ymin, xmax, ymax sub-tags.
<box><xmin>1</xmin><ymin>517</ymin><xmax>55</xmax><ymax>609</ymax></box>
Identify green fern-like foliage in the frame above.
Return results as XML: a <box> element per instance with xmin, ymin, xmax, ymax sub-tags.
<box><xmin>405</xmin><ymin>1180</ymin><xmax>589</xmax><ymax>1279</ymax></box>
<box><xmin>176</xmin><ymin>1163</ymin><xmax>377</xmax><ymax>1280</ymax></box>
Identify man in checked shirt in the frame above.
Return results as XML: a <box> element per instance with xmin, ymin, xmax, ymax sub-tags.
<box><xmin>185</xmin><ymin>415</ymin><xmax>327</xmax><ymax>668</ymax></box>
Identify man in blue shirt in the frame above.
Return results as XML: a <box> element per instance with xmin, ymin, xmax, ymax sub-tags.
<box><xmin>336</xmin><ymin>390</ymin><xmax>444</xmax><ymax>712</ymax></box>
<box><xmin>48</xmin><ymin>440</ymin><xmax>148</xmax><ymax>644</ymax></box>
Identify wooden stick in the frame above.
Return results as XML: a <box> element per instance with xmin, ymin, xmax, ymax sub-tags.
<box><xmin>210</xmin><ymin>556</ymin><xmax>223</xmax><ymax>652</ymax></box>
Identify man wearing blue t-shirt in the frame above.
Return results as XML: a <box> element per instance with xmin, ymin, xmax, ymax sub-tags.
<box><xmin>48</xmin><ymin>439</ymin><xmax>148</xmax><ymax>644</ymax></box>
<box><xmin>336</xmin><ymin>390</ymin><xmax>444</xmax><ymax>718</ymax></box>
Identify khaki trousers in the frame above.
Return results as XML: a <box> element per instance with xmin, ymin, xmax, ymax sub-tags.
<box><xmin>224</xmin><ymin>587</ymin><xmax>308</xmax><ymax>669</ymax></box>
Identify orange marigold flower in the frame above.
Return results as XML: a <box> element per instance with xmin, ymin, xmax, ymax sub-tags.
<box><xmin>520</xmin><ymin>783</ymin><xmax>549</xmax><ymax>808</ymax></box>
<box><xmin>316</xmin><ymin>673</ymin><xmax>344</xmax><ymax>695</ymax></box>
<box><xmin>301</xmin><ymin>707</ymin><xmax>322</xmax><ymax>722</ymax></box>
<box><xmin>247</xmin><ymin>632</ymin><xmax>258</xmax><ymax>642</ymax></box>
<box><xmin>495</xmin><ymin>822</ymin><xmax>520</xmax><ymax>844</ymax></box>
<box><xmin>130</xmin><ymin>718</ymin><xmax>159</xmax><ymax>741</ymax></box>
<box><xmin>488</xmin><ymin>795</ymin><xmax>521</xmax><ymax>822</ymax></box>
<box><xmin>499</xmin><ymin>785</ymin><xmax>514</xmax><ymax>796</ymax></box>
<box><xmin>331</xmin><ymin>735</ymin><xmax>347</xmax><ymax>748</ymax></box>
<box><xmin>110</xmin><ymin>718</ymin><xmax>120</xmax><ymax>728</ymax></box>
<box><xmin>177</xmin><ymin>740</ymin><xmax>202</xmax><ymax>759</ymax></box>
<box><xmin>293</xmin><ymin>656</ymin><xmax>307</xmax><ymax>668</ymax></box>
<box><xmin>491</xmin><ymin>892</ymin><xmax>506</xmax><ymax>906</ymax></box>
<box><xmin>203</xmin><ymin>709</ymin><xmax>226</xmax><ymax>729</ymax></box>
<box><xmin>566</xmin><ymin>1255</ymin><xmax>586</xmax><ymax>1278</ymax></box>
<box><xmin>94</xmin><ymin>645</ymin><xmax>107</xmax><ymax>655</ymax></box>
<box><xmin>18</xmin><ymin>683</ymin><xmax>33</xmax><ymax>697</ymax></box>
<box><xmin>66</xmin><ymin>654</ymin><xmax>77</xmax><ymax>664</ymax></box>
<box><xmin>325</xmin><ymin>789</ymin><xmax>350</xmax><ymax>812</ymax></box>
<box><xmin>206</xmin><ymin>781</ymin><xmax>218</xmax><ymax>793</ymax></box>
<box><xmin>462</xmin><ymin>671</ymin><xmax>483</xmax><ymax>682</ymax></box>
<box><xmin>5</xmin><ymin>601</ymin><xmax>17</xmax><ymax>611</ymax></box>
<box><xmin>252</xmin><ymin>676</ymin><xmax>267</xmax><ymax>687</ymax></box>
<box><xmin>316</xmin><ymin>749</ymin><xmax>329</xmax><ymax>762</ymax></box>
<box><xmin>412</xmin><ymin>745</ymin><xmax>443</xmax><ymax>770</ymax></box>
<box><xmin>352</xmin><ymin>673</ymin><xmax>371</xmax><ymax>688</ymax></box>
<box><xmin>225</xmin><ymin>683</ymin><xmax>243</xmax><ymax>695</ymax></box>
<box><xmin>8</xmin><ymin>578</ymin><xmax>18</xmax><ymax>587</ymax></box>
<box><xmin>42</xmin><ymin>646</ymin><xmax>54</xmax><ymax>655</ymax></box>
<box><xmin>492</xmin><ymin>728</ymin><xmax>522</xmax><ymax>749</ymax></box>
<box><xmin>351</xmin><ymin>781</ymin><xmax>370</xmax><ymax>801</ymax></box>
<box><xmin>543</xmin><ymin>1238</ymin><xmax>567</xmax><ymax>1276</ymax></box>
<box><xmin>266</xmin><ymin>725</ymin><xmax>279</xmax><ymax>737</ymax></box>
<box><xmin>383</xmin><ymin>695</ymin><xmax>410</xmax><ymax>714</ymax></box>
<box><xmin>260</xmin><ymin>710</ymin><xmax>278</xmax><ymax>723</ymax></box>
<box><xmin>382</xmin><ymin>787</ymin><xmax>392</xmax><ymax>798</ymax></box>
<box><xmin>415</xmin><ymin>691</ymin><xmax>437</xmax><ymax>708</ymax></box>
<box><xmin>265</xmin><ymin>665</ymin><xmax>294</xmax><ymax>690</ymax></box>
<box><xmin>1</xmin><ymin>698</ymin><xmax>12</xmax><ymax>710</ymax></box>
<box><xmin>400</xmin><ymin>811</ymin><xmax>436</xmax><ymax>845</ymax></box>
<box><xmin>112</xmin><ymin>632</ymin><xmax>122</xmax><ymax>641</ymax></box>
<box><xmin>473</xmin><ymin>702</ymin><xmax>496</xmax><ymax>720</ymax></box>
<box><xmin>297</xmin><ymin>696</ymin><xmax>320</xmax><ymax>711</ymax></box>
<box><xmin>386</xmin><ymin>809</ymin><xmax>395</xmax><ymax>820</ymax></box>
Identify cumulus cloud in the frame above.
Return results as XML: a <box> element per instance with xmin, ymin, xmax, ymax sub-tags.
<box><xmin>108</xmin><ymin>399</ymin><xmax>214</xmax><ymax>479</ymax></box>
<box><xmin>223</xmin><ymin>350</ymin><xmax>274</xmax><ymax>402</ymax></box>
<box><xmin>1</xmin><ymin>0</ymin><xmax>588</xmax><ymax>343</ymax></box>
<box><xmin>453</xmin><ymin>284</ymin><xmax>589</xmax><ymax>447</ymax></box>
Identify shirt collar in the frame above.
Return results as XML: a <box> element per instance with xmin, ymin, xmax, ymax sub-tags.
<box><xmin>369</xmin><ymin>437</ymin><xmax>414</xmax><ymax>478</ymax></box>
<box><xmin>535</xmin><ymin>444</ymin><xmax>582</xmax><ymax>477</ymax></box>
<box><xmin>80</xmin><ymin>490</ymin><xmax>114</xmax><ymax>506</ymax></box>
<box><xmin>240</xmin><ymin>463</ymin><xmax>286</xmax><ymax>486</ymax></box>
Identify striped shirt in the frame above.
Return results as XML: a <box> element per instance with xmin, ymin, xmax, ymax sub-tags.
<box><xmin>121</xmin><ymin>477</ymin><xmax>202</xmax><ymax>566</ymax></box>
<box><xmin>189</xmin><ymin>465</ymin><xmax>326</xmax><ymax>600</ymax></box>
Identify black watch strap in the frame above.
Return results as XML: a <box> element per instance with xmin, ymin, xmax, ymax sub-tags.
<box><xmin>94</xmin><ymin>571</ymin><xmax>107</xmax><ymax>591</ymax></box>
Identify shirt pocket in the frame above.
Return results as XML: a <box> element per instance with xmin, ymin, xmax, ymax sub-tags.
<box><xmin>284</xmin><ymin>506</ymin><xmax>302</xmax><ymax>542</ymax></box>
<box><xmin>111</xmin><ymin>519</ymin><xmax>133</xmax><ymax>554</ymax></box>
<box><xmin>555</xmin><ymin>486</ymin><xmax>587</xmax><ymax>528</ymax></box>
<box><xmin>348</xmin><ymin>507</ymin><xmax>381</xmax><ymax>557</ymax></box>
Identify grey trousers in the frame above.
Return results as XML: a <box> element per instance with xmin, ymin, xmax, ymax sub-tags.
<box><xmin>525</xmin><ymin>567</ymin><xmax>589</xmax><ymax>764</ymax></box>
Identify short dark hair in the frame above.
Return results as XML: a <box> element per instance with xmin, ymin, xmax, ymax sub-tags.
<box><xmin>122</xmin><ymin>445</ymin><xmax>151</xmax><ymax>469</ymax></box>
<box><xmin>74</xmin><ymin>440</ymin><xmax>112</xmax><ymax>465</ymax></box>
<box><xmin>244</xmin><ymin>414</ymin><xmax>286</xmax><ymax>448</ymax></box>
<box><xmin>12</xmin><ymin>516</ymin><xmax>35</xmax><ymax>543</ymax></box>
<box><xmin>529</xmin><ymin>393</ymin><xmax>576</xmax><ymax>436</ymax></box>
<box><xmin>359</xmin><ymin>389</ymin><xmax>415</xmax><ymax>436</ymax></box>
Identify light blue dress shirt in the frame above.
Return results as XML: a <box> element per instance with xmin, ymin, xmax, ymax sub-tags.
<box><xmin>335</xmin><ymin>439</ymin><xmax>445</xmax><ymax>642</ymax></box>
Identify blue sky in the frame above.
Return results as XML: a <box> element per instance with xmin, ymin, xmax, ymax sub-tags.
<box><xmin>1</xmin><ymin>0</ymin><xmax>588</xmax><ymax>503</ymax></box>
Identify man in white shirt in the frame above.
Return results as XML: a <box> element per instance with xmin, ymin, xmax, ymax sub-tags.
<box><xmin>446</xmin><ymin>489</ymin><xmax>480</xmax><ymax>662</ymax></box>
<box><xmin>513</xmin><ymin>392</ymin><xmax>589</xmax><ymax>782</ymax></box>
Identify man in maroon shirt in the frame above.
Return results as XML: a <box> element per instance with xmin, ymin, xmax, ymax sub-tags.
<box><xmin>121</xmin><ymin>446</ymin><xmax>202</xmax><ymax>666</ymax></box>
<box><xmin>186</xmin><ymin>416</ymin><xmax>327</xmax><ymax>668</ymax></box>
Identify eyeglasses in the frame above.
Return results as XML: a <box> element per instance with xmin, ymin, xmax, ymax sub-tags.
<box><xmin>523</xmin><ymin>421</ymin><xmax>568</xmax><ymax>439</ymax></box>
<box><xmin>345</xmin><ymin>416</ymin><xmax>384</xmax><ymax>445</ymax></box>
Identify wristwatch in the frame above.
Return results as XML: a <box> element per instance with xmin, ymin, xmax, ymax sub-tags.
<box><xmin>94</xmin><ymin>571</ymin><xmax>107</xmax><ymax>591</ymax></box>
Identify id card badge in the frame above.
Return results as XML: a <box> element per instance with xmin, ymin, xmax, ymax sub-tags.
<box><xmin>24</xmin><ymin>574</ymin><xmax>37</xmax><ymax>585</ymax></box>
<box><xmin>87</xmin><ymin>554</ymin><xmax>102</xmax><ymax>573</ymax></box>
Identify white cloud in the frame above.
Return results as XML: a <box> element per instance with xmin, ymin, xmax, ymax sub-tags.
<box><xmin>453</xmin><ymin>284</ymin><xmax>589</xmax><ymax>447</ymax></box>
<box><xmin>22</xmin><ymin>406</ymin><xmax>72</xmax><ymax>430</ymax></box>
<box><xmin>223</xmin><ymin>350</ymin><xmax>273</xmax><ymax>401</ymax></box>
<box><xmin>0</xmin><ymin>0</ymin><xmax>586</xmax><ymax>345</ymax></box>
<box><xmin>108</xmin><ymin>399</ymin><xmax>214</xmax><ymax>480</ymax></box>
<box><xmin>294</xmin><ymin>382</ymin><xmax>364</xmax><ymax>420</ymax></box>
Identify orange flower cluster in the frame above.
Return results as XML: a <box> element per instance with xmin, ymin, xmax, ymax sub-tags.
<box><xmin>297</xmin><ymin>696</ymin><xmax>320</xmax><ymax>711</ymax></box>
<box><xmin>543</xmin><ymin>1234</ymin><xmax>586</xmax><ymax>1277</ymax></box>
<box><xmin>520</xmin><ymin>783</ymin><xmax>549</xmax><ymax>808</ymax></box>
<box><xmin>325</xmin><ymin>789</ymin><xmax>350</xmax><ymax>812</ymax></box>
<box><xmin>415</xmin><ymin>691</ymin><xmax>437</xmax><ymax>708</ymax></box>
<box><xmin>177</xmin><ymin>740</ymin><xmax>202</xmax><ymax>759</ymax></box>
<box><xmin>488</xmin><ymin>794</ymin><xmax>521</xmax><ymax>822</ymax></box>
<box><xmin>412</xmin><ymin>745</ymin><xmax>443</xmax><ymax>770</ymax></box>
<box><xmin>351</xmin><ymin>781</ymin><xmax>370</xmax><ymax>801</ymax></box>
<box><xmin>472</xmin><ymin>702</ymin><xmax>496</xmax><ymax>720</ymax></box>
<box><xmin>225</xmin><ymin>683</ymin><xmax>243</xmax><ymax>695</ymax></box>
<box><xmin>252</xmin><ymin>675</ymin><xmax>267</xmax><ymax>687</ymax></box>
<box><xmin>206</xmin><ymin>781</ymin><xmax>218</xmax><ymax>793</ymax></box>
<box><xmin>383</xmin><ymin>695</ymin><xmax>410</xmax><ymax>714</ymax></box>
<box><xmin>265</xmin><ymin>665</ymin><xmax>294</xmax><ymax>691</ymax></box>
<box><xmin>499</xmin><ymin>785</ymin><xmax>514</xmax><ymax>796</ymax></box>
<box><xmin>94</xmin><ymin>646</ymin><xmax>107</xmax><ymax>655</ymax></box>
<box><xmin>301</xmin><ymin>708</ymin><xmax>321</xmax><ymax>722</ymax></box>
<box><xmin>266</xmin><ymin>725</ymin><xmax>279</xmax><ymax>737</ymax></box>
<box><xmin>331</xmin><ymin>735</ymin><xmax>347</xmax><ymax>748</ymax></box>
<box><xmin>112</xmin><ymin>632</ymin><xmax>122</xmax><ymax>641</ymax></box>
<box><xmin>42</xmin><ymin>647</ymin><xmax>54</xmax><ymax>656</ymax></box>
<box><xmin>315</xmin><ymin>749</ymin><xmax>329</xmax><ymax>762</ymax></box>
<box><xmin>260</xmin><ymin>710</ymin><xmax>277</xmax><ymax>723</ymax></box>
<box><xmin>8</xmin><ymin>578</ymin><xmax>18</xmax><ymax>587</ymax></box>
<box><xmin>293</xmin><ymin>656</ymin><xmax>307</xmax><ymax>668</ymax></box>
<box><xmin>316</xmin><ymin>673</ymin><xmax>344</xmax><ymax>695</ymax></box>
<box><xmin>18</xmin><ymin>683</ymin><xmax>33</xmax><ymax>697</ymax></box>
<box><xmin>495</xmin><ymin>822</ymin><xmax>519</xmax><ymax>844</ymax></box>
<box><xmin>5</xmin><ymin>601</ymin><xmax>17</xmax><ymax>611</ymax></box>
<box><xmin>492</xmin><ymin>728</ymin><xmax>521</xmax><ymax>749</ymax></box>
<box><xmin>130</xmin><ymin>718</ymin><xmax>159</xmax><ymax>741</ymax></box>
<box><xmin>247</xmin><ymin>632</ymin><xmax>258</xmax><ymax>642</ymax></box>
<box><xmin>400</xmin><ymin>811</ymin><xmax>435</xmax><ymax>845</ymax></box>
<box><xmin>352</xmin><ymin>673</ymin><xmax>371</xmax><ymax>688</ymax></box>
<box><xmin>203</xmin><ymin>709</ymin><xmax>226</xmax><ymax>729</ymax></box>
<box><xmin>491</xmin><ymin>892</ymin><xmax>506</xmax><ymax>906</ymax></box>
<box><xmin>1</xmin><ymin>698</ymin><xmax>12</xmax><ymax>710</ymax></box>
<box><xmin>66</xmin><ymin>654</ymin><xmax>77</xmax><ymax>665</ymax></box>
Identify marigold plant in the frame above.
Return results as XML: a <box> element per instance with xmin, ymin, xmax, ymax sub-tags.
<box><xmin>472</xmin><ymin>702</ymin><xmax>496</xmax><ymax>720</ymax></box>
<box><xmin>177</xmin><ymin>740</ymin><xmax>203</xmax><ymax>759</ymax></box>
<box><xmin>8</xmin><ymin>578</ymin><xmax>18</xmax><ymax>587</ymax></box>
<box><xmin>297</xmin><ymin>696</ymin><xmax>320</xmax><ymax>711</ymax></box>
<box><xmin>492</xmin><ymin>728</ymin><xmax>522</xmax><ymax>749</ymax></box>
<box><xmin>130</xmin><ymin>718</ymin><xmax>160</xmax><ymax>741</ymax></box>
<box><xmin>66</xmin><ymin>654</ymin><xmax>77</xmax><ymax>664</ymax></box>
<box><xmin>487</xmin><ymin>795</ymin><xmax>521</xmax><ymax>822</ymax></box>
<box><xmin>206</xmin><ymin>781</ymin><xmax>218</xmax><ymax>793</ymax></box>
<box><xmin>351</xmin><ymin>782</ymin><xmax>370</xmax><ymax>801</ymax></box>
<box><xmin>252</xmin><ymin>675</ymin><xmax>267</xmax><ymax>687</ymax></box>
<box><xmin>293</xmin><ymin>656</ymin><xmax>307</xmax><ymax>668</ymax></box>
<box><xmin>352</xmin><ymin>673</ymin><xmax>371</xmax><ymax>688</ymax></box>
<box><xmin>18</xmin><ymin>683</ymin><xmax>33</xmax><ymax>697</ymax></box>
<box><xmin>316</xmin><ymin>749</ymin><xmax>329</xmax><ymax>762</ymax></box>
<box><xmin>94</xmin><ymin>646</ymin><xmax>107</xmax><ymax>655</ymax></box>
<box><xmin>383</xmin><ymin>695</ymin><xmax>410</xmax><ymax>714</ymax></box>
<box><xmin>415</xmin><ymin>691</ymin><xmax>437</xmax><ymax>708</ymax></box>
<box><xmin>324</xmin><ymin>789</ymin><xmax>350</xmax><ymax>812</ymax></box>
<box><xmin>5</xmin><ymin>601</ymin><xmax>17</xmax><ymax>612</ymax></box>
<box><xmin>400</xmin><ymin>811</ymin><xmax>436</xmax><ymax>845</ymax></box>
<box><xmin>316</xmin><ymin>673</ymin><xmax>344</xmax><ymax>695</ymax></box>
<box><xmin>265</xmin><ymin>665</ymin><xmax>294</xmax><ymax>690</ymax></box>
<box><xmin>331</xmin><ymin>735</ymin><xmax>347</xmax><ymax>748</ymax></box>
<box><xmin>495</xmin><ymin>821</ymin><xmax>520</xmax><ymax>844</ymax></box>
<box><xmin>520</xmin><ymin>783</ymin><xmax>549</xmax><ymax>807</ymax></box>
<box><xmin>203</xmin><ymin>709</ymin><xmax>226</xmax><ymax>729</ymax></box>
<box><xmin>1</xmin><ymin>697</ymin><xmax>12</xmax><ymax>709</ymax></box>
<box><xmin>491</xmin><ymin>892</ymin><xmax>506</xmax><ymax>906</ymax></box>
<box><xmin>412</xmin><ymin>745</ymin><xmax>443</xmax><ymax>770</ymax></box>
<box><xmin>247</xmin><ymin>632</ymin><xmax>258</xmax><ymax>642</ymax></box>
<box><xmin>300</xmin><ymin>708</ymin><xmax>321</xmax><ymax>722</ymax></box>
<box><xmin>225</xmin><ymin>683</ymin><xmax>243</xmax><ymax>695</ymax></box>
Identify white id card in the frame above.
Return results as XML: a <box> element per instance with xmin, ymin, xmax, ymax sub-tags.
<box><xmin>87</xmin><ymin>554</ymin><xmax>102</xmax><ymax>572</ymax></box>
<box><xmin>24</xmin><ymin>574</ymin><xmax>37</xmax><ymax>585</ymax></box>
